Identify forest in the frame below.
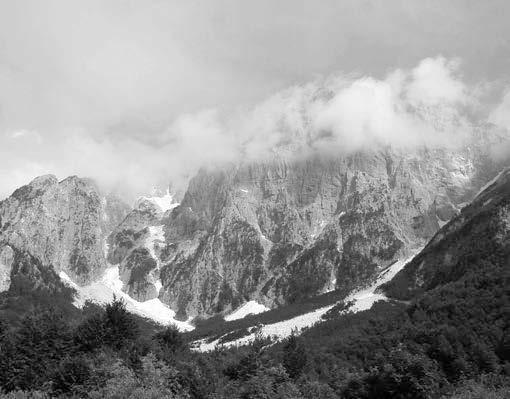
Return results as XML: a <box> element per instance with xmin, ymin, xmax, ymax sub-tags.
<box><xmin>0</xmin><ymin>249</ymin><xmax>508</xmax><ymax>398</ymax></box>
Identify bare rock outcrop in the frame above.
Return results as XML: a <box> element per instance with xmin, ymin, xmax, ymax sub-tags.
<box><xmin>156</xmin><ymin>137</ymin><xmax>505</xmax><ymax>318</ymax></box>
<box><xmin>0</xmin><ymin>175</ymin><xmax>130</xmax><ymax>285</ymax></box>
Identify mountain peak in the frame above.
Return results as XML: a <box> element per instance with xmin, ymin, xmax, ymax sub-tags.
<box><xmin>28</xmin><ymin>174</ymin><xmax>58</xmax><ymax>188</ymax></box>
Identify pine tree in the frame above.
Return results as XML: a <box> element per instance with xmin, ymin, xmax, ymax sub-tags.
<box><xmin>282</xmin><ymin>334</ymin><xmax>308</xmax><ymax>379</ymax></box>
<box><xmin>103</xmin><ymin>297</ymin><xmax>139</xmax><ymax>350</ymax></box>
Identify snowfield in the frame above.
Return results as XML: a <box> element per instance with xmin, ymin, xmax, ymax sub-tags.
<box><xmin>144</xmin><ymin>225</ymin><xmax>166</xmax><ymax>295</ymax></box>
<box><xmin>194</xmin><ymin>249</ymin><xmax>421</xmax><ymax>351</ymax></box>
<box><xmin>59</xmin><ymin>266</ymin><xmax>194</xmax><ymax>331</ymax></box>
<box><xmin>224</xmin><ymin>301</ymin><xmax>269</xmax><ymax>321</ymax></box>
<box><xmin>138</xmin><ymin>188</ymin><xmax>180</xmax><ymax>213</ymax></box>
<box><xmin>145</xmin><ymin>225</ymin><xmax>165</xmax><ymax>261</ymax></box>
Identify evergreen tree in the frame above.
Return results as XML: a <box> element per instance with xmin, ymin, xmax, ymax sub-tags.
<box><xmin>154</xmin><ymin>324</ymin><xmax>185</xmax><ymax>354</ymax></box>
<box><xmin>103</xmin><ymin>297</ymin><xmax>139</xmax><ymax>350</ymax></box>
<box><xmin>282</xmin><ymin>334</ymin><xmax>308</xmax><ymax>379</ymax></box>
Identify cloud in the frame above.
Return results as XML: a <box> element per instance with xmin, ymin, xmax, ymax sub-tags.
<box><xmin>487</xmin><ymin>89</ymin><xmax>510</xmax><ymax>160</ymax></box>
<box><xmin>1</xmin><ymin>0</ymin><xmax>510</xmax><ymax>200</ymax></box>
<box><xmin>229</xmin><ymin>56</ymin><xmax>476</xmax><ymax>160</ymax></box>
<box><xmin>311</xmin><ymin>57</ymin><xmax>472</xmax><ymax>152</ymax></box>
<box><xmin>489</xmin><ymin>90</ymin><xmax>510</xmax><ymax>130</ymax></box>
<box><xmin>0</xmin><ymin>55</ymin><xmax>504</xmax><ymax>201</ymax></box>
<box><xmin>405</xmin><ymin>57</ymin><xmax>466</xmax><ymax>107</ymax></box>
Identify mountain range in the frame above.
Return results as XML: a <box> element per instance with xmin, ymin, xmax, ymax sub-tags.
<box><xmin>0</xmin><ymin>126</ymin><xmax>508</xmax><ymax>337</ymax></box>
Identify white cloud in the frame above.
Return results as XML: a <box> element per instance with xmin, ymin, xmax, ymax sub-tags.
<box><xmin>242</xmin><ymin>56</ymin><xmax>474</xmax><ymax>155</ymax></box>
<box><xmin>489</xmin><ymin>90</ymin><xmax>510</xmax><ymax>131</ymax></box>
<box><xmin>405</xmin><ymin>57</ymin><xmax>466</xmax><ymax>107</ymax></box>
<box><xmin>7</xmin><ymin>129</ymin><xmax>43</xmax><ymax>142</ymax></box>
<box><xmin>0</xmin><ymin>56</ymin><xmax>504</xmax><ymax>200</ymax></box>
<box><xmin>1</xmin><ymin>1</ymin><xmax>510</xmax><ymax>199</ymax></box>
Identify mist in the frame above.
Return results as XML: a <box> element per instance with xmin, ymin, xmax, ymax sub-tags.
<box><xmin>1</xmin><ymin>1</ymin><xmax>510</xmax><ymax>201</ymax></box>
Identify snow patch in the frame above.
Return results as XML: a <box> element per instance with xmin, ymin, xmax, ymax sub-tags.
<box><xmin>437</xmin><ymin>217</ymin><xmax>448</xmax><ymax>228</ymax></box>
<box><xmin>154</xmin><ymin>279</ymin><xmax>163</xmax><ymax>294</ymax></box>
<box><xmin>101</xmin><ymin>197</ymin><xmax>109</xmax><ymax>222</ymax></box>
<box><xmin>310</xmin><ymin>219</ymin><xmax>327</xmax><ymax>239</ymax></box>
<box><xmin>144</xmin><ymin>225</ymin><xmax>166</xmax><ymax>294</ymax></box>
<box><xmin>224</xmin><ymin>301</ymin><xmax>269</xmax><ymax>321</ymax></box>
<box><xmin>145</xmin><ymin>225</ymin><xmax>165</xmax><ymax>260</ymax></box>
<box><xmin>139</xmin><ymin>188</ymin><xmax>179</xmax><ymax>213</ymax></box>
<box><xmin>260</xmin><ymin>233</ymin><xmax>272</xmax><ymax>244</ymax></box>
<box><xmin>197</xmin><ymin>304</ymin><xmax>334</xmax><ymax>352</ymax></box>
<box><xmin>325</xmin><ymin>275</ymin><xmax>337</xmax><ymax>293</ymax></box>
<box><xmin>456</xmin><ymin>202</ymin><xmax>469</xmax><ymax>210</ymax></box>
<box><xmin>483</xmin><ymin>198</ymin><xmax>493</xmax><ymax>207</ymax></box>
<box><xmin>103</xmin><ymin>240</ymin><xmax>110</xmax><ymax>259</ymax></box>
<box><xmin>59</xmin><ymin>271</ymin><xmax>79</xmax><ymax>290</ymax></box>
<box><xmin>59</xmin><ymin>267</ymin><xmax>194</xmax><ymax>331</ymax></box>
<box><xmin>475</xmin><ymin>170</ymin><xmax>506</xmax><ymax>199</ymax></box>
<box><xmin>342</xmin><ymin>250</ymin><xmax>420</xmax><ymax>313</ymax></box>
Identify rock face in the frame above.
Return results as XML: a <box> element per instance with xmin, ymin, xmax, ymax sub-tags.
<box><xmin>0</xmin><ymin>175</ymin><xmax>130</xmax><ymax>286</ymax></box>
<box><xmin>155</xmin><ymin>134</ymin><xmax>506</xmax><ymax>319</ymax></box>
<box><xmin>107</xmin><ymin>199</ymin><xmax>161</xmax><ymax>265</ymax></box>
<box><xmin>0</xmin><ymin>132</ymin><xmax>506</xmax><ymax>322</ymax></box>
<box><xmin>0</xmin><ymin>241</ymin><xmax>73</xmax><ymax>297</ymax></box>
<box><xmin>0</xmin><ymin>244</ymin><xmax>14</xmax><ymax>292</ymax></box>
<box><xmin>107</xmin><ymin>196</ymin><xmax>175</xmax><ymax>301</ymax></box>
<box><xmin>383</xmin><ymin>167</ymin><xmax>510</xmax><ymax>299</ymax></box>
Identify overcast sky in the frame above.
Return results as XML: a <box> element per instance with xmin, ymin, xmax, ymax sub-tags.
<box><xmin>1</xmin><ymin>0</ymin><xmax>510</xmax><ymax>200</ymax></box>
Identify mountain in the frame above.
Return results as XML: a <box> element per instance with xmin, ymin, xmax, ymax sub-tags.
<box><xmin>382</xmin><ymin>167</ymin><xmax>510</xmax><ymax>299</ymax></box>
<box><xmin>191</xmin><ymin>164</ymin><xmax>510</xmax><ymax>351</ymax></box>
<box><xmin>0</xmin><ymin>242</ymin><xmax>73</xmax><ymax>298</ymax></box>
<box><xmin>1</xmin><ymin>157</ymin><xmax>508</xmax><ymax>399</ymax></box>
<box><xmin>106</xmin><ymin>190</ymin><xmax>179</xmax><ymax>302</ymax></box>
<box><xmin>0</xmin><ymin>175</ymin><xmax>130</xmax><ymax>285</ymax></box>
<box><xmin>146</xmin><ymin>134</ymin><xmax>504</xmax><ymax>319</ymax></box>
<box><xmin>0</xmin><ymin>130</ymin><xmax>507</xmax><ymax>326</ymax></box>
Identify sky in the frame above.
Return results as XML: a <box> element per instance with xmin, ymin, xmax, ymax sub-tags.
<box><xmin>1</xmin><ymin>0</ymin><xmax>510</xmax><ymax>200</ymax></box>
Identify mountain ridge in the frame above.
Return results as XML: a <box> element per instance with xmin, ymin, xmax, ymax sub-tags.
<box><xmin>0</xmin><ymin>130</ymin><xmax>508</xmax><ymax>326</ymax></box>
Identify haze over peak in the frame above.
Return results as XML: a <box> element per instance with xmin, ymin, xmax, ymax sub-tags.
<box><xmin>1</xmin><ymin>1</ymin><xmax>510</xmax><ymax>201</ymax></box>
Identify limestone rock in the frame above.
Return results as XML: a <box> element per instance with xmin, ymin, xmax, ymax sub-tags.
<box><xmin>0</xmin><ymin>175</ymin><xmax>130</xmax><ymax>286</ymax></box>
<box><xmin>107</xmin><ymin>194</ymin><xmax>172</xmax><ymax>301</ymax></box>
<box><xmin>157</xmin><ymin>137</ymin><xmax>505</xmax><ymax>318</ymax></box>
<box><xmin>383</xmin><ymin>167</ymin><xmax>510</xmax><ymax>299</ymax></box>
<box><xmin>0</xmin><ymin>244</ymin><xmax>14</xmax><ymax>292</ymax></box>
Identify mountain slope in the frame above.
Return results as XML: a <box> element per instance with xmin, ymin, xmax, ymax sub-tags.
<box><xmin>0</xmin><ymin>175</ymin><xmax>130</xmax><ymax>285</ymax></box>
<box><xmin>2</xmin><ymin>165</ymin><xmax>508</xmax><ymax>399</ymax></box>
<box><xmin>0</xmin><ymin>133</ymin><xmax>506</xmax><ymax>326</ymax></box>
<box><xmin>286</xmin><ymin>167</ymin><xmax>510</xmax><ymax>396</ymax></box>
<box><xmin>107</xmin><ymin>192</ymin><xmax>179</xmax><ymax>301</ymax></box>
<box><xmin>193</xmin><ymin>249</ymin><xmax>420</xmax><ymax>351</ymax></box>
<box><xmin>383</xmin><ymin>167</ymin><xmax>510</xmax><ymax>299</ymax></box>
<box><xmin>154</xmin><ymin>137</ymin><xmax>503</xmax><ymax>319</ymax></box>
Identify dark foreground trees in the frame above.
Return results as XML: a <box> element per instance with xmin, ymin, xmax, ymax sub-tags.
<box><xmin>0</xmin><ymin>255</ymin><xmax>509</xmax><ymax>398</ymax></box>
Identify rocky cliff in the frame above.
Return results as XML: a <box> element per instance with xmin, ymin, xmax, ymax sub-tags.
<box><xmin>147</xmin><ymin>131</ymin><xmax>506</xmax><ymax>319</ymax></box>
<box><xmin>383</xmin><ymin>167</ymin><xmax>510</xmax><ymax>299</ymax></box>
<box><xmin>0</xmin><ymin>241</ymin><xmax>73</xmax><ymax>297</ymax></box>
<box><xmin>105</xmin><ymin>190</ymin><xmax>181</xmax><ymax>302</ymax></box>
<box><xmin>0</xmin><ymin>131</ymin><xmax>507</xmax><ymax>322</ymax></box>
<box><xmin>0</xmin><ymin>175</ymin><xmax>130</xmax><ymax>285</ymax></box>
